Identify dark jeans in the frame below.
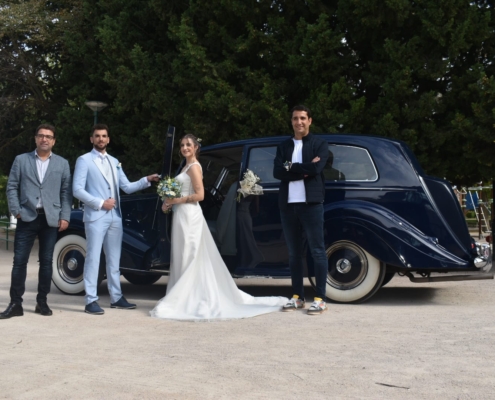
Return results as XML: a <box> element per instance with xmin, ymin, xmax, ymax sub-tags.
<box><xmin>280</xmin><ymin>203</ymin><xmax>327</xmax><ymax>300</ymax></box>
<box><xmin>10</xmin><ymin>214</ymin><xmax>58</xmax><ymax>304</ymax></box>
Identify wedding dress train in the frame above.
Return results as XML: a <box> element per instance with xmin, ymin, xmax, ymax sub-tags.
<box><xmin>150</xmin><ymin>162</ymin><xmax>287</xmax><ymax>321</ymax></box>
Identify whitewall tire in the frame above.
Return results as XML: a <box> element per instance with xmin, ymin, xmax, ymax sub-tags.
<box><xmin>325</xmin><ymin>241</ymin><xmax>385</xmax><ymax>303</ymax></box>
<box><xmin>52</xmin><ymin>234</ymin><xmax>87</xmax><ymax>295</ymax></box>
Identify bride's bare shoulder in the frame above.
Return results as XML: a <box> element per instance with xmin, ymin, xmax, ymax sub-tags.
<box><xmin>186</xmin><ymin>162</ymin><xmax>202</xmax><ymax>177</ymax></box>
<box><xmin>188</xmin><ymin>162</ymin><xmax>202</xmax><ymax>172</ymax></box>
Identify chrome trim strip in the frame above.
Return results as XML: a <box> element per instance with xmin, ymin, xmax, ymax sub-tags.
<box><xmin>263</xmin><ymin>186</ymin><xmax>413</xmax><ymax>192</ymax></box>
<box><xmin>322</xmin><ymin>187</ymin><xmax>411</xmax><ymax>191</ymax></box>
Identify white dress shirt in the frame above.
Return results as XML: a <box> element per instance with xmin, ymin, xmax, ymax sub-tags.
<box><xmin>91</xmin><ymin>149</ymin><xmax>150</xmax><ymax>210</ymax></box>
<box><xmin>35</xmin><ymin>150</ymin><xmax>52</xmax><ymax>208</ymax></box>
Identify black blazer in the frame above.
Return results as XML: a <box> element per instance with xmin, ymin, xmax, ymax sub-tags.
<box><xmin>273</xmin><ymin>133</ymin><xmax>328</xmax><ymax>209</ymax></box>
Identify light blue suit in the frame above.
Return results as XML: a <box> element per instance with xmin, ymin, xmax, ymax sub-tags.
<box><xmin>73</xmin><ymin>149</ymin><xmax>150</xmax><ymax>305</ymax></box>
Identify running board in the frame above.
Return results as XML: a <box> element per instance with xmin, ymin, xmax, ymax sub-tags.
<box><xmin>405</xmin><ymin>272</ymin><xmax>494</xmax><ymax>283</ymax></box>
<box><xmin>148</xmin><ymin>269</ymin><xmax>170</xmax><ymax>275</ymax></box>
<box><xmin>119</xmin><ymin>267</ymin><xmax>169</xmax><ymax>276</ymax></box>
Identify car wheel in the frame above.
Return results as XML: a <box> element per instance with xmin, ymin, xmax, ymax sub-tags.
<box><xmin>123</xmin><ymin>273</ymin><xmax>162</xmax><ymax>285</ymax></box>
<box><xmin>52</xmin><ymin>234</ymin><xmax>87</xmax><ymax>295</ymax></box>
<box><xmin>381</xmin><ymin>272</ymin><xmax>395</xmax><ymax>287</ymax></box>
<box><xmin>325</xmin><ymin>241</ymin><xmax>386</xmax><ymax>303</ymax></box>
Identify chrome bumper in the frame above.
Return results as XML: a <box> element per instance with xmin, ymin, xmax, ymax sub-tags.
<box><xmin>474</xmin><ymin>242</ymin><xmax>492</xmax><ymax>272</ymax></box>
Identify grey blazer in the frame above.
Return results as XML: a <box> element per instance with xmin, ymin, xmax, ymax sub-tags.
<box><xmin>7</xmin><ymin>151</ymin><xmax>73</xmax><ymax>228</ymax></box>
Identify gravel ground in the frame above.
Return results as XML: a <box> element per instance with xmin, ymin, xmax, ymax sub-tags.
<box><xmin>0</xmin><ymin>243</ymin><xmax>494</xmax><ymax>399</ymax></box>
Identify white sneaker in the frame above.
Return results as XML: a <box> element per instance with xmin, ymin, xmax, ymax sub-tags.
<box><xmin>307</xmin><ymin>300</ymin><xmax>327</xmax><ymax>315</ymax></box>
<box><xmin>282</xmin><ymin>297</ymin><xmax>305</xmax><ymax>312</ymax></box>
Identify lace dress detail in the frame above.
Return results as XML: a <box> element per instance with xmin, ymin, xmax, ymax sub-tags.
<box><xmin>150</xmin><ymin>162</ymin><xmax>287</xmax><ymax>321</ymax></box>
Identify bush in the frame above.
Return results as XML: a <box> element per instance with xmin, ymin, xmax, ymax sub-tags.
<box><xmin>0</xmin><ymin>175</ymin><xmax>10</xmax><ymax>217</ymax></box>
<box><xmin>466</xmin><ymin>211</ymin><xmax>476</xmax><ymax>219</ymax></box>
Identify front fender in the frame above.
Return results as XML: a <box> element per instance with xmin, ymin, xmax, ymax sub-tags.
<box><xmin>64</xmin><ymin>209</ymin><xmax>85</xmax><ymax>235</ymax></box>
<box><xmin>63</xmin><ymin>208</ymin><xmax>156</xmax><ymax>272</ymax></box>
<box><xmin>324</xmin><ymin>200</ymin><xmax>471</xmax><ymax>271</ymax></box>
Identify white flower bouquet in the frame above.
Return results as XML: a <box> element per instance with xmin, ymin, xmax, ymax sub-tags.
<box><xmin>237</xmin><ymin>169</ymin><xmax>263</xmax><ymax>202</ymax></box>
<box><xmin>157</xmin><ymin>176</ymin><xmax>182</xmax><ymax>213</ymax></box>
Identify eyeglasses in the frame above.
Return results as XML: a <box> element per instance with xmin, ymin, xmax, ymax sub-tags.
<box><xmin>35</xmin><ymin>134</ymin><xmax>55</xmax><ymax>140</ymax></box>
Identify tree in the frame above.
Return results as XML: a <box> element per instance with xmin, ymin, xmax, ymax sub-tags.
<box><xmin>56</xmin><ymin>0</ymin><xmax>339</xmax><ymax>174</ymax></box>
<box><xmin>317</xmin><ymin>0</ymin><xmax>495</xmax><ymax>184</ymax></box>
<box><xmin>2</xmin><ymin>0</ymin><xmax>494</xmax><ymax>185</ymax></box>
<box><xmin>0</xmin><ymin>0</ymin><xmax>77</xmax><ymax>172</ymax></box>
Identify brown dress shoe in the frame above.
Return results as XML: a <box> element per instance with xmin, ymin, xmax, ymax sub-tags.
<box><xmin>35</xmin><ymin>302</ymin><xmax>53</xmax><ymax>316</ymax></box>
<box><xmin>0</xmin><ymin>303</ymin><xmax>24</xmax><ymax>319</ymax></box>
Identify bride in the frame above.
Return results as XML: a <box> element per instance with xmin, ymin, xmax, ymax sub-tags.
<box><xmin>150</xmin><ymin>134</ymin><xmax>287</xmax><ymax>321</ymax></box>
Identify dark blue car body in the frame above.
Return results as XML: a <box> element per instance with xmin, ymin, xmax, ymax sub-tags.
<box><xmin>52</xmin><ymin>129</ymin><xmax>492</xmax><ymax>303</ymax></box>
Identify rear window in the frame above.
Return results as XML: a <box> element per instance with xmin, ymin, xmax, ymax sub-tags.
<box><xmin>325</xmin><ymin>145</ymin><xmax>378</xmax><ymax>182</ymax></box>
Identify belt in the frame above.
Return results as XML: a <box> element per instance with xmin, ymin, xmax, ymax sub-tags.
<box><xmin>36</xmin><ymin>208</ymin><xmax>45</xmax><ymax>214</ymax></box>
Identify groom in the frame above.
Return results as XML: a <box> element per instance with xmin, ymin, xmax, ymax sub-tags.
<box><xmin>73</xmin><ymin>124</ymin><xmax>159</xmax><ymax>315</ymax></box>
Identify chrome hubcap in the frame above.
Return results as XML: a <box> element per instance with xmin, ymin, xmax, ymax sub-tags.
<box><xmin>57</xmin><ymin>244</ymin><xmax>85</xmax><ymax>284</ymax></box>
<box><xmin>326</xmin><ymin>241</ymin><xmax>368</xmax><ymax>290</ymax></box>
<box><xmin>336</xmin><ymin>258</ymin><xmax>352</xmax><ymax>274</ymax></box>
<box><xmin>67</xmin><ymin>258</ymin><xmax>78</xmax><ymax>271</ymax></box>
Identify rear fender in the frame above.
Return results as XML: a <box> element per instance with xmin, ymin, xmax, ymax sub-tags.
<box><xmin>324</xmin><ymin>200</ymin><xmax>470</xmax><ymax>270</ymax></box>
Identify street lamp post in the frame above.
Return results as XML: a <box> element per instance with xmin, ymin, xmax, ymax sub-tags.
<box><xmin>85</xmin><ymin>101</ymin><xmax>108</xmax><ymax>125</ymax></box>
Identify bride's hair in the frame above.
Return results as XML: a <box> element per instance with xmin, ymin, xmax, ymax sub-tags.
<box><xmin>180</xmin><ymin>134</ymin><xmax>201</xmax><ymax>157</ymax></box>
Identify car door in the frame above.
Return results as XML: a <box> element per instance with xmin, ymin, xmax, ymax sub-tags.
<box><xmin>146</xmin><ymin>125</ymin><xmax>176</xmax><ymax>269</ymax></box>
<box><xmin>235</xmin><ymin>145</ymin><xmax>290</xmax><ymax>277</ymax></box>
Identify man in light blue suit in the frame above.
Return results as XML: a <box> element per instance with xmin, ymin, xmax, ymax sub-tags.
<box><xmin>73</xmin><ymin>124</ymin><xmax>159</xmax><ymax>315</ymax></box>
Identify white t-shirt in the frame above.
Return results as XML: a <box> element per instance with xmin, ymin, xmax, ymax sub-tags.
<box><xmin>288</xmin><ymin>139</ymin><xmax>306</xmax><ymax>203</ymax></box>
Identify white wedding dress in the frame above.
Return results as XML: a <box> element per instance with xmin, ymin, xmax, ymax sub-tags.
<box><xmin>150</xmin><ymin>162</ymin><xmax>287</xmax><ymax>321</ymax></box>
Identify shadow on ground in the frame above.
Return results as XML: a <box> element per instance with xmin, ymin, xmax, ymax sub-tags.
<box><xmin>79</xmin><ymin>277</ymin><xmax>439</xmax><ymax>306</ymax></box>
<box><xmin>365</xmin><ymin>286</ymin><xmax>438</xmax><ymax>305</ymax></box>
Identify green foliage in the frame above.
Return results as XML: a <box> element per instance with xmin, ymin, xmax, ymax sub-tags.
<box><xmin>326</xmin><ymin>0</ymin><xmax>495</xmax><ymax>183</ymax></box>
<box><xmin>0</xmin><ymin>175</ymin><xmax>9</xmax><ymax>217</ymax></box>
<box><xmin>465</xmin><ymin>211</ymin><xmax>476</xmax><ymax>219</ymax></box>
<box><xmin>0</xmin><ymin>0</ymin><xmax>78</xmax><ymax>171</ymax></box>
<box><xmin>1</xmin><ymin>0</ymin><xmax>494</xmax><ymax>185</ymax></box>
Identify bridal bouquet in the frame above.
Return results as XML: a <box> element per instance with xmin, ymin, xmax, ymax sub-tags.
<box><xmin>157</xmin><ymin>176</ymin><xmax>182</xmax><ymax>213</ymax></box>
<box><xmin>237</xmin><ymin>169</ymin><xmax>263</xmax><ymax>202</ymax></box>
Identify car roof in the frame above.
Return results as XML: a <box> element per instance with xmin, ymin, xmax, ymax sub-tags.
<box><xmin>200</xmin><ymin>133</ymin><xmax>409</xmax><ymax>151</ymax></box>
<box><xmin>200</xmin><ymin>133</ymin><xmax>425</xmax><ymax>177</ymax></box>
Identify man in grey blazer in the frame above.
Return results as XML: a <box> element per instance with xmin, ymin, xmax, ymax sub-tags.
<box><xmin>73</xmin><ymin>124</ymin><xmax>159</xmax><ymax>315</ymax></box>
<box><xmin>0</xmin><ymin>124</ymin><xmax>72</xmax><ymax>319</ymax></box>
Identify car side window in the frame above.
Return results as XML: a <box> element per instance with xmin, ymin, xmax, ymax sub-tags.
<box><xmin>201</xmin><ymin>160</ymin><xmax>224</xmax><ymax>189</ymax></box>
<box><xmin>200</xmin><ymin>160</ymin><xmax>239</xmax><ymax>195</ymax></box>
<box><xmin>219</xmin><ymin>167</ymin><xmax>240</xmax><ymax>195</ymax></box>
<box><xmin>246</xmin><ymin>146</ymin><xmax>277</xmax><ymax>184</ymax></box>
<box><xmin>325</xmin><ymin>145</ymin><xmax>378</xmax><ymax>182</ymax></box>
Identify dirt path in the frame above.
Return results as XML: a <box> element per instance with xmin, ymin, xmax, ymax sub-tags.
<box><xmin>0</xmin><ymin>246</ymin><xmax>494</xmax><ymax>399</ymax></box>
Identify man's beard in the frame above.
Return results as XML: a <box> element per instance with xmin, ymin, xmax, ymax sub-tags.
<box><xmin>93</xmin><ymin>143</ymin><xmax>107</xmax><ymax>151</ymax></box>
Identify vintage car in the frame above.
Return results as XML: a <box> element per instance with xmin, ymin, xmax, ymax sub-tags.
<box><xmin>52</xmin><ymin>126</ymin><xmax>493</xmax><ymax>303</ymax></box>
